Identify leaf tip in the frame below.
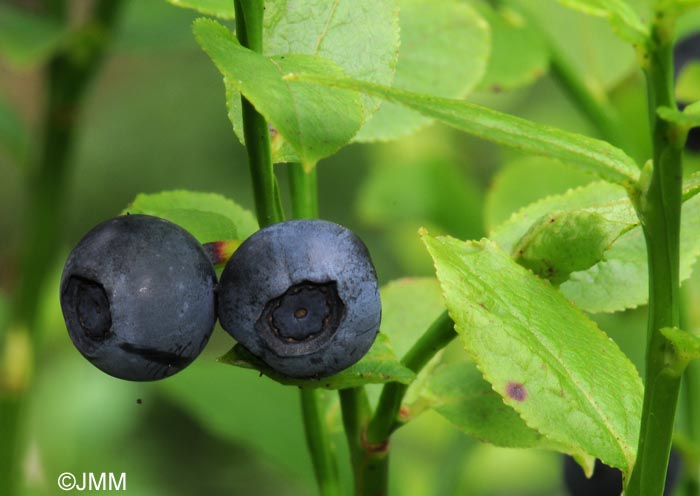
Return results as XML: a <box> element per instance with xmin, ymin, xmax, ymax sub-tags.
<box><xmin>191</xmin><ymin>16</ymin><xmax>228</xmax><ymax>40</ymax></box>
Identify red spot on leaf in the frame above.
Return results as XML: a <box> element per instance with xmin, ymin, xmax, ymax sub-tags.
<box><xmin>506</xmin><ymin>382</ymin><xmax>527</xmax><ymax>402</ymax></box>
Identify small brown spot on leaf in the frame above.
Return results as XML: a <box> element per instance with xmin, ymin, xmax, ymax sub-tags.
<box><xmin>506</xmin><ymin>382</ymin><xmax>527</xmax><ymax>402</ymax></box>
<box><xmin>399</xmin><ymin>406</ymin><xmax>410</xmax><ymax>420</ymax></box>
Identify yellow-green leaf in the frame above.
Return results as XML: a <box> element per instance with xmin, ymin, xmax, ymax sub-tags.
<box><xmin>125</xmin><ymin>190</ymin><xmax>258</xmax><ymax>243</ymax></box>
<box><xmin>423</xmin><ymin>234</ymin><xmax>643</xmax><ymax>474</ymax></box>
<box><xmin>292</xmin><ymin>74</ymin><xmax>641</xmax><ymax>188</ymax></box>
<box><xmin>194</xmin><ymin>19</ymin><xmax>363</xmax><ymax>168</ymax></box>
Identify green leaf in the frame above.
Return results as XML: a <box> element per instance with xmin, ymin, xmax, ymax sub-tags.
<box><xmin>291</xmin><ymin>74</ymin><xmax>641</xmax><ymax>188</ymax></box>
<box><xmin>660</xmin><ymin>100</ymin><xmax>700</xmax><ymax>149</ymax></box>
<box><xmin>0</xmin><ymin>4</ymin><xmax>66</xmax><ymax>68</ymax></box>
<box><xmin>555</xmin><ymin>0</ymin><xmax>649</xmax><ymax>44</ymax></box>
<box><xmin>658</xmin><ymin>103</ymin><xmax>700</xmax><ymax>128</ymax></box>
<box><xmin>219</xmin><ymin>333</ymin><xmax>415</xmax><ymax>389</ymax></box>
<box><xmin>125</xmin><ymin>190</ymin><xmax>258</xmax><ymax>243</ymax></box>
<box><xmin>561</xmin><ymin>189</ymin><xmax>700</xmax><ymax>313</ymax></box>
<box><xmin>0</xmin><ymin>94</ymin><xmax>29</xmax><ymax>166</ymax></box>
<box><xmin>490</xmin><ymin>175</ymin><xmax>700</xmax><ymax>312</ymax></box>
<box><xmin>263</xmin><ymin>0</ymin><xmax>399</xmax><ymax>117</ymax></box>
<box><xmin>379</xmin><ymin>278</ymin><xmax>445</xmax><ymax>357</ymax></box>
<box><xmin>194</xmin><ymin>19</ymin><xmax>363</xmax><ymax>168</ymax></box>
<box><xmin>676</xmin><ymin>62</ymin><xmax>700</xmax><ymax>103</ymax></box>
<box><xmin>484</xmin><ymin>157</ymin><xmax>594</xmax><ymax>231</ymax></box>
<box><xmin>166</xmin><ymin>0</ymin><xmax>235</xmax><ymax>19</ymax></box>
<box><xmin>660</xmin><ymin>327</ymin><xmax>700</xmax><ymax>375</ymax></box>
<box><xmin>511</xmin><ymin>198</ymin><xmax>638</xmax><ymax>284</ymax></box>
<box><xmin>475</xmin><ymin>3</ymin><xmax>548</xmax><ymax>92</ymax></box>
<box><xmin>684</xmin><ymin>171</ymin><xmax>700</xmax><ymax>202</ymax></box>
<box><xmin>422</xmin><ymin>234</ymin><xmax>643</xmax><ymax>474</ymax></box>
<box><xmin>490</xmin><ymin>181</ymin><xmax>627</xmax><ymax>253</ymax></box>
<box><xmin>354</xmin><ymin>0</ymin><xmax>490</xmax><ymax>142</ymax></box>
<box><xmin>225</xmin><ymin>0</ymin><xmax>400</xmax><ymax>161</ymax></box>
<box><xmin>423</xmin><ymin>361</ymin><xmax>557</xmax><ymax>448</ymax></box>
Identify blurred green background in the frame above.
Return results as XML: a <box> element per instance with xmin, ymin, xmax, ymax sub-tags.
<box><xmin>1</xmin><ymin>1</ymin><xmax>700</xmax><ymax>495</ymax></box>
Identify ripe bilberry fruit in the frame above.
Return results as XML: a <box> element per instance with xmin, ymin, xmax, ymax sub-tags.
<box><xmin>217</xmin><ymin>219</ymin><xmax>381</xmax><ymax>378</ymax></box>
<box><xmin>60</xmin><ymin>214</ymin><xmax>217</xmax><ymax>381</ymax></box>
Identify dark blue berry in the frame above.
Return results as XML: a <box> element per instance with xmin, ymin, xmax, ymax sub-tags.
<box><xmin>217</xmin><ymin>219</ymin><xmax>381</xmax><ymax>378</ymax></box>
<box><xmin>60</xmin><ymin>214</ymin><xmax>217</xmax><ymax>381</ymax></box>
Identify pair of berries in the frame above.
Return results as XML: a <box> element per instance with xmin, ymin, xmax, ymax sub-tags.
<box><xmin>59</xmin><ymin>214</ymin><xmax>381</xmax><ymax>381</ymax></box>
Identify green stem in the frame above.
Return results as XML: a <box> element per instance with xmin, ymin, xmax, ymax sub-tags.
<box><xmin>289</xmin><ymin>163</ymin><xmax>319</xmax><ymax>219</ymax></box>
<box><xmin>234</xmin><ymin>0</ymin><xmax>283</xmax><ymax>228</ymax></box>
<box><xmin>338</xmin><ymin>388</ymin><xmax>371</xmax><ymax>495</ymax></box>
<box><xmin>367</xmin><ymin>312</ymin><xmax>456</xmax><ymax>442</ymax></box>
<box><xmin>300</xmin><ymin>389</ymin><xmax>342</xmax><ymax>496</ymax></box>
<box><xmin>681</xmin><ymin>281</ymin><xmax>700</xmax><ymax>495</ymax></box>
<box><xmin>355</xmin><ymin>311</ymin><xmax>456</xmax><ymax>496</ymax></box>
<box><xmin>234</xmin><ymin>5</ymin><xmax>338</xmax><ymax>493</ymax></box>
<box><xmin>286</xmin><ymin>163</ymin><xmax>340</xmax><ymax>494</ymax></box>
<box><xmin>627</xmin><ymin>13</ymin><xmax>683</xmax><ymax>496</ymax></box>
<box><xmin>0</xmin><ymin>4</ymin><xmax>124</xmax><ymax>496</ymax></box>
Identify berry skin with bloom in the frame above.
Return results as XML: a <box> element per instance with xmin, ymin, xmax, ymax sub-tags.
<box><xmin>217</xmin><ymin>219</ymin><xmax>381</xmax><ymax>379</ymax></box>
<box><xmin>60</xmin><ymin>214</ymin><xmax>217</xmax><ymax>381</ymax></box>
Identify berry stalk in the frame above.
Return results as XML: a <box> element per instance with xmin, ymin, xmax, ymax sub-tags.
<box><xmin>233</xmin><ymin>0</ymin><xmax>283</xmax><ymax>228</ymax></box>
<box><xmin>349</xmin><ymin>311</ymin><xmax>456</xmax><ymax>496</ymax></box>
<box><xmin>232</xmin><ymin>3</ymin><xmax>339</xmax><ymax>494</ymax></box>
<box><xmin>287</xmin><ymin>165</ymin><xmax>342</xmax><ymax>494</ymax></box>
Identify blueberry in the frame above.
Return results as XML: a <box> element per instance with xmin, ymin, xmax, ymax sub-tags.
<box><xmin>217</xmin><ymin>219</ymin><xmax>381</xmax><ymax>378</ymax></box>
<box><xmin>60</xmin><ymin>214</ymin><xmax>217</xmax><ymax>381</ymax></box>
<box><xmin>563</xmin><ymin>451</ymin><xmax>681</xmax><ymax>495</ymax></box>
<box><xmin>674</xmin><ymin>32</ymin><xmax>700</xmax><ymax>152</ymax></box>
